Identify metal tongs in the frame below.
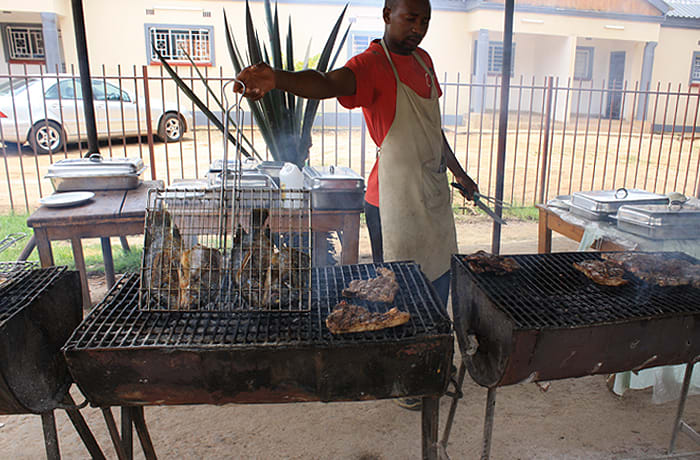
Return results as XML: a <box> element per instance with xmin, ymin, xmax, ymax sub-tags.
<box><xmin>451</xmin><ymin>182</ymin><xmax>509</xmax><ymax>225</ymax></box>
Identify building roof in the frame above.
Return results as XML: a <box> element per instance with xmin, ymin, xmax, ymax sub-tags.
<box><xmin>664</xmin><ymin>0</ymin><xmax>700</xmax><ymax>18</ymax></box>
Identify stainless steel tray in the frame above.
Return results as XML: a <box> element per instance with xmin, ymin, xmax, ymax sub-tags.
<box><xmin>571</xmin><ymin>188</ymin><xmax>668</xmax><ymax>214</ymax></box>
<box><xmin>616</xmin><ymin>202</ymin><xmax>700</xmax><ymax>239</ymax></box>
<box><xmin>45</xmin><ymin>154</ymin><xmax>146</xmax><ymax>191</ymax></box>
<box><xmin>569</xmin><ymin>201</ymin><xmax>613</xmax><ymax>221</ymax></box>
<box><xmin>303</xmin><ymin>165</ymin><xmax>365</xmax><ymax>210</ymax></box>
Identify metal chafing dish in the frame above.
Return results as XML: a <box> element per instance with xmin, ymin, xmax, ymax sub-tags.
<box><xmin>303</xmin><ymin>165</ymin><xmax>365</xmax><ymax>210</ymax></box>
<box><xmin>616</xmin><ymin>200</ymin><xmax>700</xmax><ymax>239</ymax></box>
<box><xmin>45</xmin><ymin>154</ymin><xmax>146</xmax><ymax>192</ymax></box>
<box><xmin>570</xmin><ymin>188</ymin><xmax>668</xmax><ymax>221</ymax></box>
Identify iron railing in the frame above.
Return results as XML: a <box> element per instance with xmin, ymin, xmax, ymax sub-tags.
<box><xmin>0</xmin><ymin>65</ymin><xmax>698</xmax><ymax>213</ymax></box>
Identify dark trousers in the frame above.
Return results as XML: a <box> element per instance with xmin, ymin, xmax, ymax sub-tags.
<box><xmin>364</xmin><ymin>201</ymin><xmax>383</xmax><ymax>264</ymax></box>
<box><xmin>364</xmin><ymin>200</ymin><xmax>451</xmax><ymax>308</ymax></box>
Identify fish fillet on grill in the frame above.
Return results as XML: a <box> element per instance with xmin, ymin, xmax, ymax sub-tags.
<box><xmin>573</xmin><ymin>259</ymin><xmax>629</xmax><ymax>286</ymax></box>
<box><xmin>342</xmin><ymin>267</ymin><xmax>399</xmax><ymax>303</ymax></box>
<box><xmin>463</xmin><ymin>250</ymin><xmax>521</xmax><ymax>275</ymax></box>
<box><xmin>326</xmin><ymin>300</ymin><xmax>410</xmax><ymax>334</ymax></box>
<box><xmin>602</xmin><ymin>252</ymin><xmax>700</xmax><ymax>287</ymax></box>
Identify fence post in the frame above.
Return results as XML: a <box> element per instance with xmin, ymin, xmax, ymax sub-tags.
<box><xmin>360</xmin><ymin>115</ymin><xmax>366</xmax><ymax>177</ymax></box>
<box><xmin>142</xmin><ymin>65</ymin><xmax>157</xmax><ymax>180</ymax></box>
<box><xmin>538</xmin><ymin>76</ymin><xmax>554</xmax><ymax>204</ymax></box>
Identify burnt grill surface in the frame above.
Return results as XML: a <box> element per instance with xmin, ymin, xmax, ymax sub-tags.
<box><xmin>454</xmin><ymin>251</ymin><xmax>700</xmax><ymax>330</ymax></box>
<box><xmin>65</xmin><ymin>262</ymin><xmax>451</xmax><ymax>351</ymax></box>
<box><xmin>0</xmin><ymin>266</ymin><xmax>65</xmax><ymax>325</ymax></box>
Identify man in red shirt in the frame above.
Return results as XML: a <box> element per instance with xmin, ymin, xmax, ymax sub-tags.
<box><xmin>236</xmin><ymin>0</ymin><xmax>477</xmax><ymax>313</ymax></box>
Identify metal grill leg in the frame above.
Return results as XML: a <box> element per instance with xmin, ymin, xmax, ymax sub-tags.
<box><xmin>669</xmin><ymin>360</ymin><xmax>699</xmax><ymax>453</ymax></box>
<box><xmin>63</xmin><ymin>394</ymin><xmax>105</xmax><ymax>460</ymax></box>
<box><xmin>101</xmin><ymin>408</ymin><xmax>128</xmax><ymax>460</ymax></box>
<box><xmin>40</xmin><ymin>411</ymin><xmax>60</xmax><ymax>460</ymax></box>
<box><xmin>132</xmin><ymin>407</ymin><xmax>157</xmax><ymax>460</ymax></box>
<box><xmin>422</xmin><ymin>396</ymin><xmax>440</xmax><ymax>460</ymax></box>
<box><xmin>441</xmin><ymin>362</ymin><xmax>467</xmax><ymax>449</ymax></box>
<box><xmin>121</xmin><ymin>406</ymin><xmax>133</xmax><ymax>460</ymax></box>
<box><xmin>481</xmin><ymin>387</ymin><xmax>497</xmax><ymax>460</ymax></box>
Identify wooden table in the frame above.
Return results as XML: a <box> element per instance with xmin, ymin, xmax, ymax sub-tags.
<box><xmin>536</xmin><ymin>204</ymin><xmax>626</xmax><ymax>253</ymax></box>
<box><xmin>27</xmin><ymin>181</ymin><xmax>162</xmax><ymax>308</ymax></box>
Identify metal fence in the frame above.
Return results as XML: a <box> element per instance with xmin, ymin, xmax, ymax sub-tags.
<box><xmin>1</xmin><ymin>65</ymin><xmax>699</xmax><ymax>213</ymax></box>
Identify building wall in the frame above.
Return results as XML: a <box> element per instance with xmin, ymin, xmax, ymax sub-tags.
<box><xmin>653</xmin><ymin>26</ymin><xmax>700</xmax><ymax>90</ymax></box>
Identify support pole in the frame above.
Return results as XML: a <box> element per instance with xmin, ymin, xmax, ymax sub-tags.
<box><xmin>491</xmin><ymin>0</ymin><xmax>515</xmax><ymax>255</ymax></box>
<box><xmin>481</xmin><ymin>387</ymin><xmax>497</xmax><ymax>460</ymax></box>
<box><xmin>70</xmin><ymin>0</ymin><xmax>98</xmax><ymax>156</ymax></box>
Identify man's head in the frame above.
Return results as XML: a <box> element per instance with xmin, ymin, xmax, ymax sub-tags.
<box><xmin>383</xmin><ymin>0</ymin><xmax>431</xmax><ymax>55</ymax></box>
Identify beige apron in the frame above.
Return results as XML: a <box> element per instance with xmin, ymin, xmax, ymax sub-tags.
<box><xmin>378</xmin><ymin>39</ymin><xmax>457</xmax><ymax>281</ymax></box>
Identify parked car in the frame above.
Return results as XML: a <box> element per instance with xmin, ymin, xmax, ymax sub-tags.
<box><xmin>0</xmin><ymin>76</ymin><xmax>193</xmax><ymax>154</ymax></box>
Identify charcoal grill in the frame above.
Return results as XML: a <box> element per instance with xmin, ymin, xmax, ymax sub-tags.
<box><xmin>443</xmin><ymin>251</ymin><xmax>700</xmax><ymax>459</ymax></box>
<box><xmin>64</xmin><ymin>262</ymin><xmax>453</xmax><ymax>458</ymax></box>
<box><xmin>0</xmin><ymin>266</ymin><xmax>104</xmax><ymax>459</ymax></box>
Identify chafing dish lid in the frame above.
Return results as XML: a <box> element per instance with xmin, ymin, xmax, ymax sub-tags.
<box><xmin>46</xmin><ymin>154</ymin><xmax>145</xmax><ymax>177</ymax></box>
<box><xmin>303</xmin><ymin>165</ymin><xmax>364</xmax><ymax>190</ymax></box>
<box><xmin>617</xmin><ymin>201</ymin><xmax>700</xmax><ymax>227</ymax></box>
<box><xmin>571</xmin><ymin>188</ymin><xmax>668</xmax><ymax>213</ymax></box>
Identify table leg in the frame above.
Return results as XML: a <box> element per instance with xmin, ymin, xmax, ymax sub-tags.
<box><xmin>101</xmin><ymin>237</ymin><xmax>116</xmax><ymax>288</ymax></box>
<box><xmin>422</xmin><ymin>396</ymin><xmax>439</xmax><ymax>460</ymax></box>
<box><xmin>312</xmin><ymin>231</ymin><xmax>329</xmax><ymax>267</ymax></box>
<box><xmin>18</xmin><ymin>235</ymin><xmax>36</xmax><ymax>261</ymax></box>
<box><xmin>119</xmin><ymin>236</ymin><xmax>131</xmax><ymax>253</ymax></box>
<box><xmin>71</xmin><ymin>237</ymin><xmax>91</xmax><ymax>309</ymax></box>
<box><xmin>34</xmin><ymin>228</ymin><xmax>54</xmax><ymax>267</ymax></box>
<box><xmin>40</xmin><ymin>411</ymin><xmax>60</xmax><ymax>460</ymax></box>
<box><xmin>341</xmin><ymin>213</ymin><xmax>360</xmax><ymax>265</ymax></box>
<box><xmin>537</xmin><ymin>209</ymin><xmax>552</xmax><ymax>254</ymax></box>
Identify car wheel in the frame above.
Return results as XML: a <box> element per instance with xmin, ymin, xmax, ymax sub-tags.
<box><xmin>158</xmin><ymin>113</ymin><xmax>183</xmax><ymax>143</ymax></box>
<box><xmin>29</xmin><ymin>120</ymin><xmax>64</xmax><ymax>154</ymax></box>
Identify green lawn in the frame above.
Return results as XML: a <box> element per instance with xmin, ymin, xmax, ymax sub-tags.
<box><xmin>0</xmin><ymin>213</ymin><xmax>143</xmax><ymax>274</ymax></box>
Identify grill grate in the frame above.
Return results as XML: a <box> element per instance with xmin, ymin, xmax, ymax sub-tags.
<box><xmin>454</xmin><ymin>251</ymin><xmax>700</xmax><ymax>330</ymax></box>
<box><xmin>0</xmin><ymin>266</ymin><xmax>66</xmax><ymax>326</ymax></box>
<box><xmin>65</xmin><ymin>262</ymin><xmax>451</xmax><ymax>350</ymax></box>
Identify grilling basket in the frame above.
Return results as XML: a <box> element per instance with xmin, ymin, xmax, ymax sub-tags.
<box><xmin>139</xmin><ymin>81</ymin><xmax>312</xmax><ymax>312</ymax></box>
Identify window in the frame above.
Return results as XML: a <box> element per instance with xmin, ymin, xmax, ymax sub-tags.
<box><xmin>691</xmin><ymin>51</ymin><xmax>700</xmax><ymax>85</ymax></box>
<box><xmin>574</xmin><ymin>47</ymin><xmax>594</xmax><ymax>80</ymax></box>
<box><xmin>348</xmin><ymin>31</ymin><xmax>381</xmax><ymax>58</ymax></box>
<box><xmin>4</xmin><ymin>24</ymin><xmax>45</xmax><ymax>62</ymax></box>
<box><xmin>45</xmin><ymin>80</ymin><xmax>82</xmax><ymax>100</ymax></box>
<box><xmin>487</xmin><ymin>42</ymin><xmax>515</xmax><ymax>75</ymax></box>
<box><xmin>472</xmin><ymin>41</ymin><xmax>515</xmax><ymax>76</ymax></box>
<box><xmin>146</xmin><ymin>24</ymin><xmax>213</xmax><ymax>65</ymax></box>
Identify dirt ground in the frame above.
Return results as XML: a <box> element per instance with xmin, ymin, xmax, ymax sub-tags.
<box><xmin>1</xmin><ymin>216</ymin><xmax>700</xmax><ymax>459</ymax></box>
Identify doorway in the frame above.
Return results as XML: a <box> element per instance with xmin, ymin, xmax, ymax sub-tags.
<box><xmin>606</xmin><ymin>51</ymin><xmax>625</xmax><ymax>119</ymax></box>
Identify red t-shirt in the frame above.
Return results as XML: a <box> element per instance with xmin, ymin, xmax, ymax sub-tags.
<box><xmin>337</xmin><ymin>40</ymin><xmax>442</xmax><ymax>207</ymax></box>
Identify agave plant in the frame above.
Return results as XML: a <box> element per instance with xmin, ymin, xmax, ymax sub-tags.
<box><xmin>226</xmin><ymin>0</ymin><xmax>350</xmax><ymax>167</ymax></box>
<box><xmin>154</xmin><ymin>0</ymin><xmax>349</xmax><ymax>167</ymax></box>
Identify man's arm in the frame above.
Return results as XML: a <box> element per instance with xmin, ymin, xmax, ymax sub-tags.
<box><xmin>234</xmin><ymin>62</ymin><xmax>356</xmax><ymax>101</ymax></box>
<box><xmin>442</xmin><ymin>131</ymin><xmax>478</xmax><ymax>200</ymax></box>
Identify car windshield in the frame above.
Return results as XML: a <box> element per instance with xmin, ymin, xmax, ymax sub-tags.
<box><xmin>0</xmin><ymin>78</ymin><xmax>38</xmax><ymax>96</ymax></box>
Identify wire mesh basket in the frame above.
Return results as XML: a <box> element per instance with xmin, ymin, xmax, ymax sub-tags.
<box><xmin>139</xmin><ymin>80</ymin><xmax>312</xmax><ymax>312</ymax></box>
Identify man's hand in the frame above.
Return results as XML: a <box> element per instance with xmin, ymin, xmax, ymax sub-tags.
<box><xmin>454</xmin><ymin>173</ymin><xmax>479</xmax><ymax>201</ymax></box>
<box><xmin>234</xmin><ymin>62</ymin><xmax>275</xmax><ymax>101</ymax></box>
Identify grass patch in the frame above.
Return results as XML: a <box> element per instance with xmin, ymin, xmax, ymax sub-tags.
<box><xmin>0</xmin><ymin>212</ymin><xmax>142</xmax><ymax>274</ymax></box>
<box><xmin>453</xmin><ymin>203</ymin><xmax>539</xmax><ymax>221</ymax></box>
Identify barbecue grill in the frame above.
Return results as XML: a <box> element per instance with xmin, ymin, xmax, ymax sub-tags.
<box><xmin>0</xmin><ymin>266</ymin><xmax>104</xmax><ymax>459</ymax></box>
<box><xmin>443</xmin><ymin>251</ymin><xmax>700</xmax><ymax>459</ymax></box>
<box><xmin>64</xmin><ymin>262</ymin><xmax>453</xmax><ymax>457</ymax></box>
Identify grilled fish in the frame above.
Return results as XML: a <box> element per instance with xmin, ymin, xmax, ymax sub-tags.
<box><xmin>142</xmin><ymin>209</ymin><xmax>182</xmax><ymax>308</ymax></box>
<box><xmin>179</xmin><ymin>244</ymin><xmax>222</xmax><ymax>309</ymax></box>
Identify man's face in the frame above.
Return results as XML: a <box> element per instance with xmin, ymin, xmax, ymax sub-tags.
<box><xmin>383</xmin><ymin>0</ymin><xmax>431</xmax><ymax>55</ymax></box>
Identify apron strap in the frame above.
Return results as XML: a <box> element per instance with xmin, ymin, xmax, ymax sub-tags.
<box><xmin>380</xmin><ymin>39</ymin><xmax>401</xmax><ymax>82</ymax></box>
